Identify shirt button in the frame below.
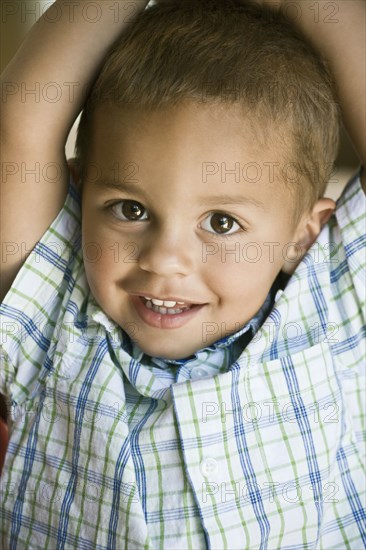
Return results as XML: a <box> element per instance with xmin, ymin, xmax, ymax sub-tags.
<box><xmin>200</xmin><ymin>457</ymin><xmax>219</xmax><ymax>478</ymax></box>
<box><xmin>191</xmin><ymin>367</ymin><xmax>209</xmax><ymax>379</ymax></box>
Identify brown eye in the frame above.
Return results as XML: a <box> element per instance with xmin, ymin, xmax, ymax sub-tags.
<box><xmin>210</xmin><ymin>213</ymin><xmax>235</xmax><ymax>233</ymax></box>
<box><xmin>111</xmin><ymin>200</ymin><xmax>148</xmax><ymax>221</ymax></box>
<box><xmin>200</xmin><ymin>212</ymin><xmax>242</xmax><ymax>236</ymax></box>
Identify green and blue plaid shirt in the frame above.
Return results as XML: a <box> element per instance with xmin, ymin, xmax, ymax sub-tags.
<box><xmin>0</xmin><ymin>169</ymin><xmax>365</xmax><ymax>549</ymax></box>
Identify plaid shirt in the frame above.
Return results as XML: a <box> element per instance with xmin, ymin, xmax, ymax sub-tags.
<box><xmin>0</xmin><ymin>169</ymin><xmax>365</xmax><ymax>549</ymax></box>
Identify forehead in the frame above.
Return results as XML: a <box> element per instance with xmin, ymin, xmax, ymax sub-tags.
<box><xmin>89</xmin><ymin>100</ymin><xmax>281</xmax><ymax>158</ymax></box>
<box><xmin>85</xmin><ymin>102</ymin><xmax>297</xmax><ymax>216</ymax></box>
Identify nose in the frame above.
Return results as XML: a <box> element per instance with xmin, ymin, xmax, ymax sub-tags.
<box><xmin>137</xmin><ymin>225</ymin><xmax>195</xmax><ymax>276</ymax></box>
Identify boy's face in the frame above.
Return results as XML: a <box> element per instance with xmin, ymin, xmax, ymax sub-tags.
<box><xmin>81</xmin><ymin>102</ymin><xmax>304</xmax><ymax>359</ymax></box>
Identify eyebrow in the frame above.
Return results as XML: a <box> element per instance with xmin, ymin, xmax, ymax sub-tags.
<box><xmin>92</xmin><ymin>179</ymin><xmax>265</xmax><ymax>209</ymax></box>
<box><xmin>92</xmin><ymin>179</ymin><xmax>143</xmax><ymax>194</ymax></box>
<box><xmin>201</xmin><ymin>194</ymin><xmax>265</xmax><ymax>209</ymax></box>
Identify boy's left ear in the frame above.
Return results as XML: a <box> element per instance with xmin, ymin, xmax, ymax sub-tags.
<box><xmin>296</xmin><ymin>197</ymin><xmax>336</xmax><ymax>249</ymax></box>
<box><xmin>282</xmin><ymin>197</ymin><xmax>336</xmax><ymax>275</ymax></box>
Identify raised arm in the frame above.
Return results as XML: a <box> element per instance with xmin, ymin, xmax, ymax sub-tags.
<box><xmin>262</xmin><ymin>0</ymin><xmax>366</xmax><ymax>189</ymax></box>
<box><xmin>0</xmin><ymin>0</ymin><xmax>149</xmax><ymax>302</ymax></box>
<box><xmin>1</xmin><ymin>0</ymin><xmax>149</xmax><ymax>148</ymax></box>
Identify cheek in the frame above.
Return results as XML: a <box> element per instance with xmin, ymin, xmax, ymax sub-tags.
<box><xmin>81</xmin><ymin>221</ymin><xmax>122</xmax><ymax>300</ymax></box>
<box><xmin>82</xmin><ymin>250</ymin><xmax>109</xmax><ymax>303</ymax></box>
<box><xmin>82</xmin><ymin>201</ymin><xmax>140</xmax><ymax>268</ymax></box>
<box><xmin>202</xmin><ymin>238</ymin><xmax>283</xmax><ymax>282</ymax></box>
<box><xmin>201</xmin><ymin>236</ymin><xmax>288</xmax><ymax>316</ymax></box>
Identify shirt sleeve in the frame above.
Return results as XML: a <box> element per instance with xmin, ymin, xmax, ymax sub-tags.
<box><xmin>0</xmin><ymin>174</ymin><xmax>82</xmax><ymax>408</ymax></box>
<box><xmin>334</xmin><ymin>167</ymin><xmax>366</xmax><ymax>322</ymax></box>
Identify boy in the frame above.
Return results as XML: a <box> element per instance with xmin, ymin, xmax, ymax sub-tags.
<box><xmin>1</xmin><ymin>0</ymin><xmax>365</xmax><ymax>548</ymax></box>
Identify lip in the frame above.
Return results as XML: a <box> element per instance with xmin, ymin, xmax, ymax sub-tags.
<box><xmin>130</xmin><ymin>295</ymin><xmax>206</xmax><ymax>329</ymax></box>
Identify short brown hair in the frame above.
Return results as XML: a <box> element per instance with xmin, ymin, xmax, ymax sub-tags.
<box><xmin>75</xmin><ymin>0</ymin><xmax>340</xmax><ymax>219</ymax></box>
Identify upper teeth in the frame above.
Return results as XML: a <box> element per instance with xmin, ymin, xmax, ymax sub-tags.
<box><xmin>143</xmin><ymin>296</ymin><xmax>186</xmax><ymax>307</ymax></box>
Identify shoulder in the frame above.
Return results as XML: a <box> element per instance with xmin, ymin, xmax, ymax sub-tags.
<box><xmin>0</xmin><ymin>170</ymin><xmax>84</xmax><ymax>406</ymax></box>
<box><xmin>328</xmin><ymin>166</ymin><xmax>366</xmax><ymax>330</ymax></box>
<box><xmin>334</xmin><ymin>166</ymin><xmax>365</xmax><ymax>224</ymax></box>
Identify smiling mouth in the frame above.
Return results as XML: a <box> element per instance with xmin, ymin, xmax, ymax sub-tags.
<box><xmin>141</xmin><ymin>296</ymin><xmax>194</xmax><ymax>315</ymax></box>
<box><xmin>131</xmin><ymin>295</ymin><xmax>206</xmax><ymax>329</ymax></box>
